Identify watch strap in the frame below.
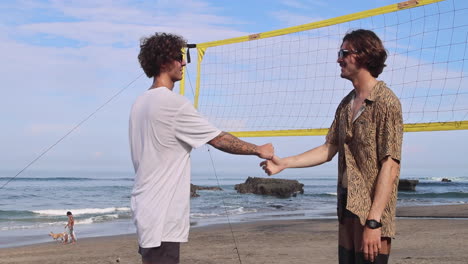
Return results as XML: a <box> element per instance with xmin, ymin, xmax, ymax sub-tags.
<box><xmin>365</xmin><ymin>219</ymin><xmax>382</xmax><ymax>229</ymax></box>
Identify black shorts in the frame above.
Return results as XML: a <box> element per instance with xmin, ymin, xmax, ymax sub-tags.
<box><xmin>138</xmin><ymin>242</ymin><xmax>180</xmax><ymax>264</ymax></box>
<box><xmin>338</xmin><ymin>187</ymin><xmax>391</xmax><ymax>264</ymax></box>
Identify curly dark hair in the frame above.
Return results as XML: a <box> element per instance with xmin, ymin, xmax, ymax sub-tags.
<box><xmin>138</xmin><ymin>33</ymin><xmax>187</xmax><ymax>78</ymax></box>
<box><xmin>342</xmin><ymin>29</ymin><xmax>387</xmax><ymax>78</ymax></box>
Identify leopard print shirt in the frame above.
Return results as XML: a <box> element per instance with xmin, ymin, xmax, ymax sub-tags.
<box><xmin>326</xmin><ymin>81</ymin><xmax>403</xmax><ymax>237</ymax></box>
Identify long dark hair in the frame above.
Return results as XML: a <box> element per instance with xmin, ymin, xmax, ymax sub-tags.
<box><xmin>342</xmin><ymin>29</ymin><xmax>387</xmax><ymax>78</ymax></box>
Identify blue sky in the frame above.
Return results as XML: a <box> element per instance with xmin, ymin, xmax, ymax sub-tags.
<box><xmin>0</xmin><ymin>0</ymin><xmax>467</xmax><ymax>180</ymax></box>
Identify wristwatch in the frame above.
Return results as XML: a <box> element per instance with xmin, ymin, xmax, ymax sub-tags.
<box><xmin>365</xmin><ymin>219</ymin><xmax>382</xmax><ymax>229</ymax></box>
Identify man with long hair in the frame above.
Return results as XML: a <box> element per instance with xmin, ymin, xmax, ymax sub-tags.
<box><xmin>130</xmin><ymin>33</ymin><xmax>274</xmax><ymax>264</ymax></box>
<box><xmin>261</xmin><ymin>29</ymin><xmax>403</xmax><ymax>264</ymax></box>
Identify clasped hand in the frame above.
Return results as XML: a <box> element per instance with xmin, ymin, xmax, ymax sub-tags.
<box><xmin>260</xmin><ymin>156</ymin><xmax>285</xmax><ymax>176</ymax></box>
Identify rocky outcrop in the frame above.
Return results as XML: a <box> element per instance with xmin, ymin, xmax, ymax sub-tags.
<box><xmin>190</xmin><ymin>184</ymin><xmax>223</xmax><ymax>198</ymax></box>
<box><xmin>235</xmin><ymin>177</ymin><xmax>304</xmax><ymax>198</ymax></box>
<box><xmin>441</xmin><ymin>178</ymin><xmax>452</xmax><ymax>182</ymax></box>
<box><xmin>398</xmin><ymin>179</ymin><xmax>419</xmax><ymax>191</ymax></box>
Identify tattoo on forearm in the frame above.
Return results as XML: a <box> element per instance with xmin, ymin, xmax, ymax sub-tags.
<box><xmin>211</xmin><ymin>132</ymin><xmax>257</xmax><ymax>155</ymax></box>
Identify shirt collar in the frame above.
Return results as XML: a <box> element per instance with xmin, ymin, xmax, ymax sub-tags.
<box><xmin>366</xmin><ymin>81</ymin><xmax>384</xmax><ymax>102</ymax></box>
<box><xmin>346</xmin><ymin>81</ymin><xmax>385</xmax><ymax>105</ymax></box>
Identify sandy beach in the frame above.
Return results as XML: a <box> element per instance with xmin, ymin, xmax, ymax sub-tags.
<box><xmin>1</xmin><ymin>204</ymin><xmax>467</xmax><ymax>264</ymax></box>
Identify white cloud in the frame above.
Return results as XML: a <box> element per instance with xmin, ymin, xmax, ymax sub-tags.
<box><xmin>16</xmin><ymin>16</ymin><xmax>246</xmax><ymax>46</ymax></box>
<box><xmin>280</xmin><ymin>0</ymin><xmax>329</xmax><ymax>9</ymax></box>
<box><xmin>50</xmin><ymin>0</ymin><xmax>154</xmax><ymax>23</ymax></box>
<box><xmin>280</xmin><ymin>0</ymin><xmax>309</xmax><ymax>9</ymax></box>
<box><xmin>270</xmin><ymin>10</ymin><xmax>323</xmax><ymax>27</ymax></box>
<box><xmin>3</xmin><ymin>0</ymin><xmax>247</xmax><ymax>47</ymax></box>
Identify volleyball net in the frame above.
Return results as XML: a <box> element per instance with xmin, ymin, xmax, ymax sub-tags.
<box><xmin>181</xmin><ymin>0</ymin><xmax>468</xmax><ymax>137</ymax></box>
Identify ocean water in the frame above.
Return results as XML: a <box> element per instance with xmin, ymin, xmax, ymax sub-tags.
<box><xmin>0</xmin><ymin>170</ymin><xmax>135</xmax><ymax>248</ymax></box>
<box><xmin>0</xmin><ymin>169</ymin><xmax>467</xmax><ymax>248</ymax></box>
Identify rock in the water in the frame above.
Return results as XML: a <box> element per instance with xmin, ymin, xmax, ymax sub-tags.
<box><xmin>190</xmin><ymin>184</ymin><xmax>199</xmax><ymax>198</ymax></box>
<box><xmin>235</xmin><ymin>177</ymin><xmax>304</xmax><ymax>198</ymax></box>
<box><xmin>398</xmin><ymin>179</ymin><xmax>419</xmax><ymax>191</ymax></box>
<box><xmin>194</xmin><ymin>185</ymin><xmax>223</xmax><ymax>191</ymax></box>
<box><xmin>190</xmin><ymin>184</ymin><xmax>223</xmax><ymax>198</ymax></box>
<box><xmin>441</xmin><ymin>178</ymin><xmax>452</xmax><ymax>182</ymax></box>
<box><xmin>269</xmin><ymin>204</ymin><xmax>284</xmax><ymax>209</ymax></box>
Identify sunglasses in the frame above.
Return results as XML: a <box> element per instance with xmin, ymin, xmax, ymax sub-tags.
<box><xmin>173</xmin><ymin>54</ymin><xmax>184</xmax><ymax>63</ymax></box>
<box><xmin>338</xmin><ymin>49</ymin><xmax>358</xmax><ymax>59</ymax></box>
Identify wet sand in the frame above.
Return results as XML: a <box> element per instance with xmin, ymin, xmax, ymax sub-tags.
<box><xmin>1</xmin><ymin>204</ymin><xmax>467</xmax><ymax>264</ymax></box>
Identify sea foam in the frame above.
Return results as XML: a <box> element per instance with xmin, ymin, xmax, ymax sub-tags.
<box><xmin>33</xmin><ymin>207</ymin><xmax>130</xmax><ymax>216</ymax></box>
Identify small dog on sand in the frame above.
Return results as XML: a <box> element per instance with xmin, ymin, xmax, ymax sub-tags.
<box><xmin>49</xmin><ymin>231</ymin><xmax>66</xmax><ymax>242</ymax></box>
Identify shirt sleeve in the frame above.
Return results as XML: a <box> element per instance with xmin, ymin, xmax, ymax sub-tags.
<box><xmin>377</xmin><ymin>99</ymin><xmax>403</xmax><ymax>163</ymax></box>
<box><xmin>174</xmin><ymin>102</ymin><xmax>222</xmax><ymax>149</ymax></box>
<box><xmin>326</xmin><ymin>107</ymin><xmax>340</xmax><ymax>145</ymax></box>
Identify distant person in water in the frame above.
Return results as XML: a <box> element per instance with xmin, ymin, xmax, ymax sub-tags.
<box><xmin>64</xmin><ymin>211</ymin><xmax>77</xmax><ymax>244</ymax></box>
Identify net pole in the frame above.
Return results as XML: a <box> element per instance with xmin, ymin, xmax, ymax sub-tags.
<box><xmin>194</xmin><ymin>47</ymin><xmax>206</xmax><ymax>109</ymax></box>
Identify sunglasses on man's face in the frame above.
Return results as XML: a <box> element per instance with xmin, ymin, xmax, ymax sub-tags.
<box><xmin>174</xmin><ymin>54</ymin><xmax>184</xmax><ymax>63</ymax></box>
<box><xmin>338</xmin><ymin>49</ymin><xmax>357</xmax><ymax>59</ymax></box>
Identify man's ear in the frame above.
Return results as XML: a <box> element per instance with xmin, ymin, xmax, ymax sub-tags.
<box><xmin>160</xmin><ymin>61</ymin><xmax>174</xmax><ymax>74</ymax></box>
<box><xmin>160</xmin><ymin>63</ymin><xmax>169</xmax><ymax>73</ymax></box>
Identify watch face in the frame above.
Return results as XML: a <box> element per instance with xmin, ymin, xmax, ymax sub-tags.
<box><xmin>366</xmin><ymin>220</ymin><xmax>381</xmax><ymax>229</ymax></box>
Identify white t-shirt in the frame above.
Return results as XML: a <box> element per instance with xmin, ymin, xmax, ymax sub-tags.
<box><xmin>129</xmin><ymin>87</ymin><xmax>221</xmax><ymax>248</ymax></box>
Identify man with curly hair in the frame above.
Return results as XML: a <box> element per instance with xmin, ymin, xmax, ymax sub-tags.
<box><xmin>261</xmin><ymin>29</ymin><xmax>403</xmax><ymax>264</ymax></box>
<box><xmin>129</xmin><ymin>32</ymin><xmax>274</xmax><ymax>264</ymax></box>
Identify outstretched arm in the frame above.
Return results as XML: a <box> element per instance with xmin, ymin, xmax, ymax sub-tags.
<box><xmin>208</xmin><ymin>132</ymin><xmax>274</xmax><ymax>159</ymax></box>
<box><xmin>260</xmin><ymin>142</ymin><xmax>338</xmax><ymax>175</ymax></box>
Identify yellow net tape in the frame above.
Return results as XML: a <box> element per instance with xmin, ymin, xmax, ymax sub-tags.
<box><xmin>230</xmin><ymin>121</ymin><xmax>468</xmax><ymax>137</ymax></box>
<box><xmin>194</xmin><ymin>47</ymin><xmax>206</xmax><ymax>109</ymax></box>
<box><xmin>196</xmin><ymin>0</ymin><xmax>444</xmax><ymax>49</ymax></box>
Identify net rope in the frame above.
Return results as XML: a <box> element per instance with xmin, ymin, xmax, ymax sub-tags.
<box><xmin>189</xmin><ymin>0</ymin><xmax>468</xmax><ymax>136</ymax></box>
